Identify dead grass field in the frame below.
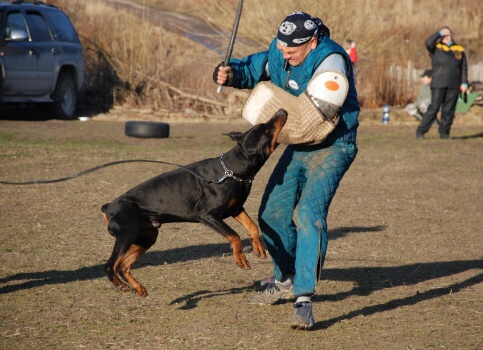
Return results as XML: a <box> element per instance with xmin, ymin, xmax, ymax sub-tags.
<box><xmin>0</xmin><ymin>114</ymin><xmax>482</xmax><ymax>349</ymax></box>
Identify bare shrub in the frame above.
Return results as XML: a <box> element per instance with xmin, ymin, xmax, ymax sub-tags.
<box><xmin>51</xmin><ymin>0</ymin><xmax>224</xmax><ymax>114</ymax></box>
<box><xmin>51</xmin><ymin>0</ymin><xmax>483</xmax><ymax>113</ymax></box>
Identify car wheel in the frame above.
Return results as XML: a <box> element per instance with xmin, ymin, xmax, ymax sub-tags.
<box><xmin>125</xmin><ymin>121</ymin><xmax>170</xmax><ymax>138</ymax></box>
<box><xmin>52</xmin><ymin>72</ymin><xmax>78</xmax><ymax>120</ymax></box>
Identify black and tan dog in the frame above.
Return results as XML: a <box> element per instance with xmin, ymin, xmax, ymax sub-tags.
<box><xmin>101</xmin><ymin>110</ymin><xmax>287</xmax><ymax>297</ymax></box>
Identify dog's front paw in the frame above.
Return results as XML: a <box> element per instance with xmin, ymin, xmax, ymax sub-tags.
<box><xmin>114</xmin><ymin>283</ymin><xmax>131</xmax><ymax>293</ymax></box>
<box><xmin>251</xmin><ymin>240</ymin><xmax>267</xmax><ymax>259</ymax></box>
<box><xmin>234</xmin><ymin>252</ymin><xmax>251</xmax><ymax>269</ymax></box>
<box><xmin>135</xmin><ymin>287</ymin><xmax>148</xmax><ymax>298</ymax></box>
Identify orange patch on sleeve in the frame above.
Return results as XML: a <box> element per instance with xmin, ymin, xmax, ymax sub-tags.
<box><xmin>325</xmin><ymin>81</ymin><xmax>339</xmax><ymax>91</ymax></box>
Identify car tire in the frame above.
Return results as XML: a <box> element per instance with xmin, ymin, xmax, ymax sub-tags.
<box><xmin>125</xmin><ymin>121</ymin><xmax>170</xmax><ymax>138</ymax></box>
<box><xmin>52</xmin><ymin>72</ymin><xmax>78</xmax><ymax>120</ymax></box>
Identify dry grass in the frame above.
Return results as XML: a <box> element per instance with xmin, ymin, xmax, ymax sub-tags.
<box><xmin>1</xmin><ymin>119</ymin><xmax>482</xmax><ymax>349</ymax></box>
<box><xmin>51</xmin><ymin>0</ymin><xmax>483</xmax><ymax>113</ymax></box>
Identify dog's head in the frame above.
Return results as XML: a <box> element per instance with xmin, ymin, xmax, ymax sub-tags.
<box><xmin>227</xmin><ymin>109</ymin><xmax>287</xmax><ymax>171</ymax></box>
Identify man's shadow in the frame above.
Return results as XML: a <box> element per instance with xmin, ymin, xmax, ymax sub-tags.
<box><xmin>311</xmin><ymin>261</ymin><xmax>482</xmax><ymax>330</ymax></box>
<box><xmin>453</xmin><ymin>132</ymin><xmax>483</xmax><ymax>139</ymax></box>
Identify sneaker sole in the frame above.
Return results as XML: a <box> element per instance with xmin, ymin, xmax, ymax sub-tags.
<box><xmin>247</xmin><ymin>294</ymin><xmax>294</xmax><ymax>305</ymax></box>
<box><xmin>291</xmin><ymin>323</ymin><xmax>313</xmax><ymax>330</ymax></box>
<box><xmin>246</xmin><ymin>289</ymin><xmax>295</xmax><ymax>305</ymax></box>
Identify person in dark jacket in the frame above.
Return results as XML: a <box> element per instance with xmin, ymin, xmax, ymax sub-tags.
<box><xmin>416</xmin><ymin>26</ymin><xmax>468</xmax><ymax>140</ymax></box>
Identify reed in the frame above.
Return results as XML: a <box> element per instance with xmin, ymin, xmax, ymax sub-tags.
<box><xmin>51</xmin><ymin>0</ymin><xmax>483</xmax><ymax>114</ymax></box>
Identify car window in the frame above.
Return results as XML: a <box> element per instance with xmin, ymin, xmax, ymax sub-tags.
<box><xmin>0</xmin><ymin>10</ymin><xmax>3</xmax><ymax>36</ymax></box>
<box><xmin>44</xmin><ymin>8</ymin><xmax>79</xmax><ymax>43</ymax></box>
<box><xmin>5</xmin><ymin>11</ymin><xmax>27</xmax><ymax>38</ymax></box>
<box><xmin>25</xmin><ymin>11</ymin><xmax>52</xmax><ymax>42</ymax></box>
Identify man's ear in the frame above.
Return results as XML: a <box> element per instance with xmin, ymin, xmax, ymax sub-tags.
<box><xmin>225</xmin><ymin>131</ymin><xmax>244</xmax><ymax>144</ymax></box>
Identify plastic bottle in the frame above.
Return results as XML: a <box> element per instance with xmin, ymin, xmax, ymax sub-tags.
<box><xmin>382</xmin><ymin>103</ymin><xmax>390</xmax><ymax>125</ymax></box>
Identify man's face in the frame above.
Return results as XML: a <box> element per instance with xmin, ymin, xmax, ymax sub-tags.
<box><xmin>276</xmin><ymin>38</ymin><xmax>316</xmax><ymax>67</ymax></box>
<box><xmin>440</xmin><ymin>28</ymin><xmax>452</xmax><ymax>44</ymax></box>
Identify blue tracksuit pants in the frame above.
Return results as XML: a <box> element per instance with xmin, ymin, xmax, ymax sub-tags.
<box><xmin>258</xmin><ymin>141</ymin><xmax>358</xmax><ymax>297</ymax></box>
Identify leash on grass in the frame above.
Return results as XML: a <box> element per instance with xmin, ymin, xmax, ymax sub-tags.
<box><xmin>0</xmin><ymin>156</ymin><xmax>253</xmax><ymax>185</ymax></box>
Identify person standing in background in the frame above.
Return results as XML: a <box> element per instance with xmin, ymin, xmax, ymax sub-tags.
<box><xmin>344</xmin><ymin>39</ymin><xmax>358</xmax><ymax>83</ymax></box>
<box><xmin>344</xmin><ymin>39</ymin><xmax>358</xmax><ymax>65</ymax></box>
<box><xmin>416</xmin><ymin>26</ymin><xmax>468</xmax><ymax>140</ymax></box>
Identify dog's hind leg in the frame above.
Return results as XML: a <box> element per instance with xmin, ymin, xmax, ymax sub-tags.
<box><xmin>233</xmin><ymin>209</ymin><xmax>267</xmax><ymax>259</ymax></box>
<box><xmin>105</xmin><ymin>239</ymin><xmax>131</xmax><ymax>292</ymax></box>
<box><xmin>198</xmin><ymin>215</ymin><xmax>250</xmax><ymax>269</ymax></box>
<box><xmin>103</xmin><ymin>202</ymin><xmax>142</xmax><ymax>293</ymax></box>
<box><xmin>117</xmin><ymin>228</ymin><xmax>158</xmax><ymax>297</ymax></box>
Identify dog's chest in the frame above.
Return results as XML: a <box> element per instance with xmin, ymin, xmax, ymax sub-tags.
<box><xmin>216</xmin><ymin>182</ymin><xmax>251</xmax><ymax>211</ymax></box>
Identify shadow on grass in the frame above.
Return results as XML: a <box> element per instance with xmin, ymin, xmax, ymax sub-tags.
<box><xmin>0</xmin><ymin>103</ymin><xmax>53</xmax><ymax>121</ymax></box>
<box><xmin>313</xmin><ymin>271</ymin><xmax>483</xmax><ymax>331</ymax></box>
<box><xmin>1</xmin><ymin>224</ymin><xmax>481</xmax><ymax>330</ymax></box>
<box><xmin>453</xmin><ymin>132</ymin><xmax>483</xmax><ymax>139</ymax></box>
<box><xmin>0</xmin><ymin>225</ymin><xmax>382</xmax><ymax>295</ymax></box>
<box><xmin>167</xmin><ymin>259</ymin><xmax>482</xmax><ymax>313</ymax></box>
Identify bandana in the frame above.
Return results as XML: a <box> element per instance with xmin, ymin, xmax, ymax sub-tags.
<box><xmin>277</xmin><ymin>12</ymin><xmax>318</xmax><ymax>47</ymax></box>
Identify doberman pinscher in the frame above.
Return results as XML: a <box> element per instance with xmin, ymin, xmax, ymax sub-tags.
<box><xmin>101</xmin><ymin>110</ymin><xmax>287</xmax><ymax>297</ymax></box>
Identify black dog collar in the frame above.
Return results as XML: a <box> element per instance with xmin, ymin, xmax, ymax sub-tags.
<box><xmin>217</xmin><ymin>154</ymin><xmax>253</xmax><ymax>184</ymax></box>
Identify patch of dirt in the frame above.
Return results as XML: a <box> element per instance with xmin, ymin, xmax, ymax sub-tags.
<box><xmin>0</xmin><ymin>117</ymin><xmax>482</xmax><ymax>349</ymax></box>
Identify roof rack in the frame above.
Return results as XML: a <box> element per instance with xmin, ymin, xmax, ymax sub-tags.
<box><xmin>9</xmin><ymin>0</ymin><xmax>48</xmax><ymax>5</ymax></box>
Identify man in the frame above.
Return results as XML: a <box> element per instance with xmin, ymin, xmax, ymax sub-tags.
<box><xmin>214</xmin><ymin>12</ymin><xmax>359</xmax><ymax>330</ymax></box>
<box><xmin>416</xmin><ymin>26</ymin><xmax>468</xmax><ymax>140</ymax></box>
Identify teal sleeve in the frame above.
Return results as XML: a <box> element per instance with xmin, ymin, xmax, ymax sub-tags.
<box><xmin>228</xmin><ymin>50</ymin><xmax>269</xmax><ymax>89</ymax></box>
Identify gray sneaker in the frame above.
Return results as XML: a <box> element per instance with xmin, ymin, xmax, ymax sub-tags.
<box><xmin>260</xmin><ymin>275</ymin><xmax>294</xmax><ymax>286</ymax></box>
<box><xmin>260</xmin><ymin>276</ymin><xmax>275</xmax><ymax>286</ymax></box>
<box><xmin>290</xmin><ymin>302</ymin><xmax>314</xmax><ymax>330</ymax></box>
<box><xmin>247</xmin><ymin>282</ymin><xmax>294</xmax><ymax>305</ymax></box>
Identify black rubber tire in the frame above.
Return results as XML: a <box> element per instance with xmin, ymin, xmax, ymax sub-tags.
<box><xmin>125</xmin><ymin>121</ymin><xmax>170</xmax><ymax>138</ymax></box>
<box><xmin>52</xmin><ymin>72</ymin><xmax>78</xmax><ymax>120</ymax></box>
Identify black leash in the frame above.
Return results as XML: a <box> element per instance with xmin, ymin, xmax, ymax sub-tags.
<box><xmin>0</xmin><ymin>156</ymin><xmax>253</xmax><ymax>185</ymax></box>
<box><xmin>0</xmin><ymin>159</ymin><xmax>213</xmax><ymax>185</ymax></box>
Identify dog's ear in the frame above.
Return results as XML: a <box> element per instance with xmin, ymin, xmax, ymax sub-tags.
<box><xmin>225</xmin><ymin>132</ymin><xmax>244</xmax><ymax>144</ymax></box>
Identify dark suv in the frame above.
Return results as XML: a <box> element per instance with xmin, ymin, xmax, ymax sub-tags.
<box><xmin>0</xmin><ymin>0</ymin><xmax>84</xmax><ymax>119</ymax></box>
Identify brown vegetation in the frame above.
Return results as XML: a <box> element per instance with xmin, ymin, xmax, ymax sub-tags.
<box><xmin>1</xmin><ymin>119</ymin><xmax>482</xmax><ymax>349</ymax></box>
<box><xmin>51</xmin><ymin>0</ymin><xmax>483</xmax><ymax>115</ymax></box>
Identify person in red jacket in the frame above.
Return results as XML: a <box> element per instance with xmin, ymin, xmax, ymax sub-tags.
<box><xmin>344</xmin><ymin>39</ymin><xmax>358</xmax><ymax>65</ymax></box>
<box><xmin>416</xmin><ymin>26</ymin><xmax>468</xmax><ymax>140</ymax></box>
<box><xmin>344</xmin><ymin>39</ymin><xmax>358</xmax><ymax>83</ymax></box>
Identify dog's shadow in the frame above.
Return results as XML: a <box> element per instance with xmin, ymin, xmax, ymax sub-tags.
<box><xmin>0</xmin><ymin>225</ymin><xmax>382</xmax><ymax>295</ymax></box>
<box><xmin>143</xmin><ymin>225</ymin><xmax>386</xmax><ymax>266</ymax></box>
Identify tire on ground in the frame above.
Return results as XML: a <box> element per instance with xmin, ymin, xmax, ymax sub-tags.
<box><xmin>125</xmin><ymin>121</ymin><xmax>170</xmax><ymax>138</ymax></box>
<box><xmin>52</xmin><ymin>72</ymin><xmax>78</xmax><ymax>120</ymax></box>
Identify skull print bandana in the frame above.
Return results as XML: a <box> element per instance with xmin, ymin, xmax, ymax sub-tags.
<box><xmin>277</xmin><ymin>12</ymin><xmax>318</xmax><ymax>47</ymax></box>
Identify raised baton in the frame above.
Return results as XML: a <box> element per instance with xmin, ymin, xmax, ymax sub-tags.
<box><xmin>217</xmin><ymin>0</ymin><xmax>244</xmax><ymax>94</ymax></box>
